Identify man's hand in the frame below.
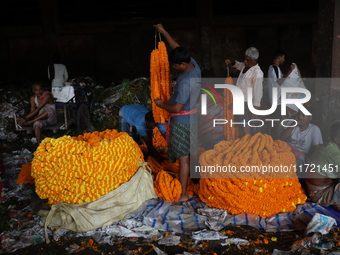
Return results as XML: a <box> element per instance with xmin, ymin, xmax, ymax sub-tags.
<box><xmin>225</xmin><ymin>59</ymin><xmax>236</xmax><ymax>66</ymax></box>
<box><xmin>153</xmin><ymin>23</ymin><xmax>165</xmax><ymax>34</ymax></box>
<box><xmin>17</xmin><ymin>118</ymin><xmax>27</xmax><ymax>125</ymax></box>
<box><xmin>154</xmin><ymin>97</ymin><xmax>164</xmax><ymax>108</ymax></box>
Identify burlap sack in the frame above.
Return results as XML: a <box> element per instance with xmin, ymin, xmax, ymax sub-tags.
<box><xmin>39</xmin><ymin>164</ymin><xmax>156</xmax><ymax>243</ymax></box>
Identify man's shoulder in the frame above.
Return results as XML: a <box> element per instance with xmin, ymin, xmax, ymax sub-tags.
<box><xmin>308</xmin><ymin>123</ymin><xmax>322</xmax><ymax>132</ymax></box>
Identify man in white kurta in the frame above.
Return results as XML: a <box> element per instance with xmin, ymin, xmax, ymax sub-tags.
<box><xmin>225</xmin><ymin>47</ymin><xmax>264</xmax><ymax>135</ymax></box>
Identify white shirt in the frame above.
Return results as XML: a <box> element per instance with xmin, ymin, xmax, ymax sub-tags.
<box><xmin>233</xmin><ymin>61</ymin><xmax>263</xmax><ymax>107</ymax></box>
<box><xmin>287</xmin><ymin>123</ymin><xmax>323</xmax><ymax>157</ymax></box>
<box><xmin>267</xmin><ymin>64</ymin><xmax>283</xmax><ymax>105</ymax></box>
<box><xmin>48</xmin><ymin>63</ymin><xmax>68</xmax><ymax>87</ymax></box>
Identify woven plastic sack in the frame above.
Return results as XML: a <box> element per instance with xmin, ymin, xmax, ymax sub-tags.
<box><xmin>39</xmin><ymin>165</ymin><xmax>156</xmax><ymax>243</ymax></box>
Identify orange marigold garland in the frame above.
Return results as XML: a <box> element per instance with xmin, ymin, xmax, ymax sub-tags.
<box><xmin>16</xmin><ymin>162</ymin><xmax>35</xmax><ymax>184</ymax></box>
<box><xmin>150</xmin><ymin>41</ymin><xmax>171</xmax><ymax>123</ymax></box>
<box><xmin>198</xmin><ymin>133</ymin><xmax>306</xmax><ymax>218</ymax></box>
<box><xmin>224</xmin><ymin>76</ymin><xmax>239</xmax><ymax>141</ymax></box>
<box><xmin>153</xmin><ymin>170</ymin><xmax>198</xmax><ymax>202</ymax></box>
<box><xmin>31</xmin><ymin>129</ymin><xmax>144</xmax><ymax>205</ymax></box>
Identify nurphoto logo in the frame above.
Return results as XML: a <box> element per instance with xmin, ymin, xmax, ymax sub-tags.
<box><xmin>200</xmin><ymin>85</ymin><xmax>311</xmax><ymax>128</ymax></box>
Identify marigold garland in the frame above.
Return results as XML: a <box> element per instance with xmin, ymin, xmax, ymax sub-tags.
<box><xmin>198</xmin><ymin>133</ymin><xmax>307</xmax><ymax>218</ymax></box>
<box><xmin>150</xmin><ymin>41</ymin><xmax>171</xmax><ymax>123</ymax></box>
<box><xmin>31</xmin><ymin>129</ymin><xmax>144</xmax><ymax>205</ymax></box>
<box><xmin>143</xmin><ymin>128</ymin><xmax>199</xmax><ymax>200</ymax></box>
<box><xmin>153</xmin><ymin>170</ymin><xmax>199</xmax><ymax>202</ymax></box>
<box><xmin>224</xmin><ymin>77</ymin><xmax>239</xmax><ymax>140</ymax></box>
<box><xmin>16</xmin><ymin>162</ymin><xmax>35</xmax><ymax>184</ymax></box>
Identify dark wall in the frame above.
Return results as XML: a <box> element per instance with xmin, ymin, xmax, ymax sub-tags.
<box><xmin>0</xmin><ymin>1</ymin><xmax>318</xmax><ymax>88</ymax></box>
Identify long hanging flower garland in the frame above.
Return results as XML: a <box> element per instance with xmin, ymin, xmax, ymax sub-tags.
<box><xmin>224</xmin><ymin>76</ymin><xmax>239</xmax><ymax>140</ymax></box>
<box><xmin>31</xmin><ymin>129</ymin><xmax>144</xmax><ymax>205</ymax></box>
<box><xmin>198</xmin><ymin>133</ymin><xmax>307</xmax><ymax>218</ymax></box>
<box><xmin>150</xmin><ymin>41</ymin><xmax>171</xmax><ymax>123</ymax></box>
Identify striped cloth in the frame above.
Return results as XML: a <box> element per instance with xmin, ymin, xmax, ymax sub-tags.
<box><xmin>168</xmin><ymin>122</ymin><xmax>198</xmax><ymax>163</ymax></box>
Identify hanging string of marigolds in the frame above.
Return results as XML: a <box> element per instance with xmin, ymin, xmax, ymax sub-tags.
<box><xmin>224</xmin><ymin>73</ymin><xmax>239</xmax><ymax>141</ymax></box>
<box><xmin>150</xmin><ymin>40</ymin><xmax>171</xmax><ymax>123</ymax></box>
<box><xmin>198</xmin><ymin>133</ymin><xmax>307</xmax><ymax>218</ymax></box>
<box><xmin>30</xmin><ymin>129</ymin><xmax>144</xmax><ymax>205</ymax></box>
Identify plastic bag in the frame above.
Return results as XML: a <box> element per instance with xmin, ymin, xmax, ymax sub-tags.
<box><xmin>280</xmin><ymin>63</ymin><xmax>307</xmax><ymax>112</ymax></box>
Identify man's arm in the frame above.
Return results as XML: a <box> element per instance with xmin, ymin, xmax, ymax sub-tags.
<box><xmin>277</xmin><ymin>64</ymin><xmax>295</xmax><ymax>85</ymax></box>
<box><xmin>154</xmin><ymin>100</ymin><xmax>184</xmax><ymax>113</ymax></box>
<box><xmin>154</xmin><ymin>24</ymin><xmax>180</xmax><ymax>50</ymax></box>
<box><xmin>279</xmin><ymin>126</ymin><xmax>294</xmax><ymax>141</ymax></box>
<box><xmin>141</xmin><ymin>135</ymin><xmax>165</xmax><ymax>163</ymax></box>
<box><xmin>25</xmin><ymin>93</ymin><xmax>53</xmax><ymax>120</ymax></box>
<box><xmin>18</xmin><ymin>95</ymin><xmax>36</xmax><ymax>125</ymax></box>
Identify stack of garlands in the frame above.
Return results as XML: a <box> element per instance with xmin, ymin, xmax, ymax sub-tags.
<box><xmin>224</xmin><ymin>76</ymin><xmax>239</xmax><ymax>140</ymax></box>
<box><xmin>154</xmin><ymin>170</ymin><xmax>199</xmax><ymax>202</ymax></box>
<box><xmin>198</xmin><ymin>133</ymin><xmax>306</xmax><ymax>218</ymax></box>
<box><xmin>150</xmin><ymin>41</ymin><xmax>171</xmax><ymax>123</ymax></box>
<box><xmin>31</xmin><ymin>129</ymin><xmax>144</xmax><ymax>205</ymax></box>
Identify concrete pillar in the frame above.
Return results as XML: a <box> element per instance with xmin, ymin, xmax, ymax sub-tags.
<box><xmin>314</xmin><ymin>0</ymin><xmax>340</xmax><ymax>140</ymax></box>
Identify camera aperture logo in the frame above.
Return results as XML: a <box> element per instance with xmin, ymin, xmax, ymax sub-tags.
<box><xmin>200</xmin><ymin>85</ymin><xmax>311</xmax><ymax>128</ymax></box>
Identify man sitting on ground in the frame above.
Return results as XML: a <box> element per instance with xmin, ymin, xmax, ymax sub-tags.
<box><xmin>119</xmin><ymin>104</ymin><xmax>166</xmax><ymax>163</ymax></box>
<box><xmin>279</xmin><ymin>106</ymin><xmax>323</xmax><ymax>171</ymax></box>
<box><xmin>18</xmin><ymin>82</ymin><xmax>57</xmax><ymax>144</ymax></box>
<box><xmin>305</xmin><ymin>122</ymin><xmax>340</xmax><ymax>211</ymax></box>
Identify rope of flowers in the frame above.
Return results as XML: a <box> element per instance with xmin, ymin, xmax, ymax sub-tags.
<box><xmin>198</xmin><ymin>132</ymin><xmax>307</xmax><ymax>218</ymax></box>
<box><xmin>31</xmin><ymin>129</ymin><xmax>144</xmax><ymax>205</ymax></box>
<box><xmin>153</xmin><ymin>170</ymin><xmax>199</xmax><ymax>202</ymax></box>
<box><xmin>150</xmin><ymin>41</ymin><xmax>171</xmax><ymax>123</ymax></box>
<box><xmin>224</xmin><ymin>76</ymin><xmax>239</xmax><ymax>141</ymax></box>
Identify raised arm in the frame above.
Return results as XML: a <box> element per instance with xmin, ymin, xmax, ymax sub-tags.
<box><xmin>154</xmin><ymin>24</ymin><xmax>180</xmax><ymax>50</ymax></box>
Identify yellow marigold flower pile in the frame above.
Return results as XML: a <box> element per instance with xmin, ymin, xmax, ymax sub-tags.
<box><xmin>223</xmin><ymin>77</ymin><xmax>239</xmax><ymax>141</ymax></box>
<box><xmin>31</xmin><ymin>129</ymin><xmax>144</xmax><ymax>205</ymax></box>
<box><xmin>154</xmin><ymin>170</ymin><xmax>199</xmax><ymax>202</ymax></box>
<box><xmin>16</xmin><ymin>162</ymin><xmax>35</xmax><ymax>184</ymax></box>
<box><xmin>150</xmin><ymin>41</ymin><xmax>171</xmax><ymax>123</ymax></box>
<box><xmin>198</xmin><ymin>133</ymin><xmax>307</xmax><ymax>218</ymax></box>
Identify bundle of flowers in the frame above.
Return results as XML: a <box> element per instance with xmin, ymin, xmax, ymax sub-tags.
<box><xmin>223</xmin><ymin>77</ymin><xmax>239</xmax><ymax>141</ymax></box>
<box><xmin>198</xmin><ymin>133</ymin><xmax>306</xmax><ymax>218</ymax></box>
<box><xmin>16</xmin><ymin>162</ymin><xmax>35</xmax><ymax>184</ymax></box>
<box><xmin>154</xmin><ymin>170</ymin><xmax>199</xmax><ymax>202</ymax></box>
<box><xmin>150</xmin><ymin>41</ymin><xmax>171</xmax><ymax>123</ymax></box>
<box><xmin>31</xmin><ymin>129</ymin><xmax>144</xmax><ymax>205</ymax></box>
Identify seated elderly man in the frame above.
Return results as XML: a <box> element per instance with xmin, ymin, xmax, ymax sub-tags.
<box><xmin>305</xmin><ymin>122</ymin><xmax>340</xmax><ymax>211</ymax></box>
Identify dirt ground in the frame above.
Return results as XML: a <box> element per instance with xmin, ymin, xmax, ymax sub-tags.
<box><xmin>1</xmin><ymin>130</ymin><xmax>340</xmax><ymax>255</ymax></box>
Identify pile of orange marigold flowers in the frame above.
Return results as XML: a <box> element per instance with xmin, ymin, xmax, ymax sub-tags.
<box><xmin>31</xmin><ymin>129</ymin><xmax>144</xmax><ymax>205</ymax></box>
<box><xmin>150</xmin><ymin>41</ymin><xmax>171</xmax><ymax>123</ymax></box>
<box><xmin>198</xmin><ymin>132</ymin><xmax>307</xmax><ymax>218</ymax></box>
